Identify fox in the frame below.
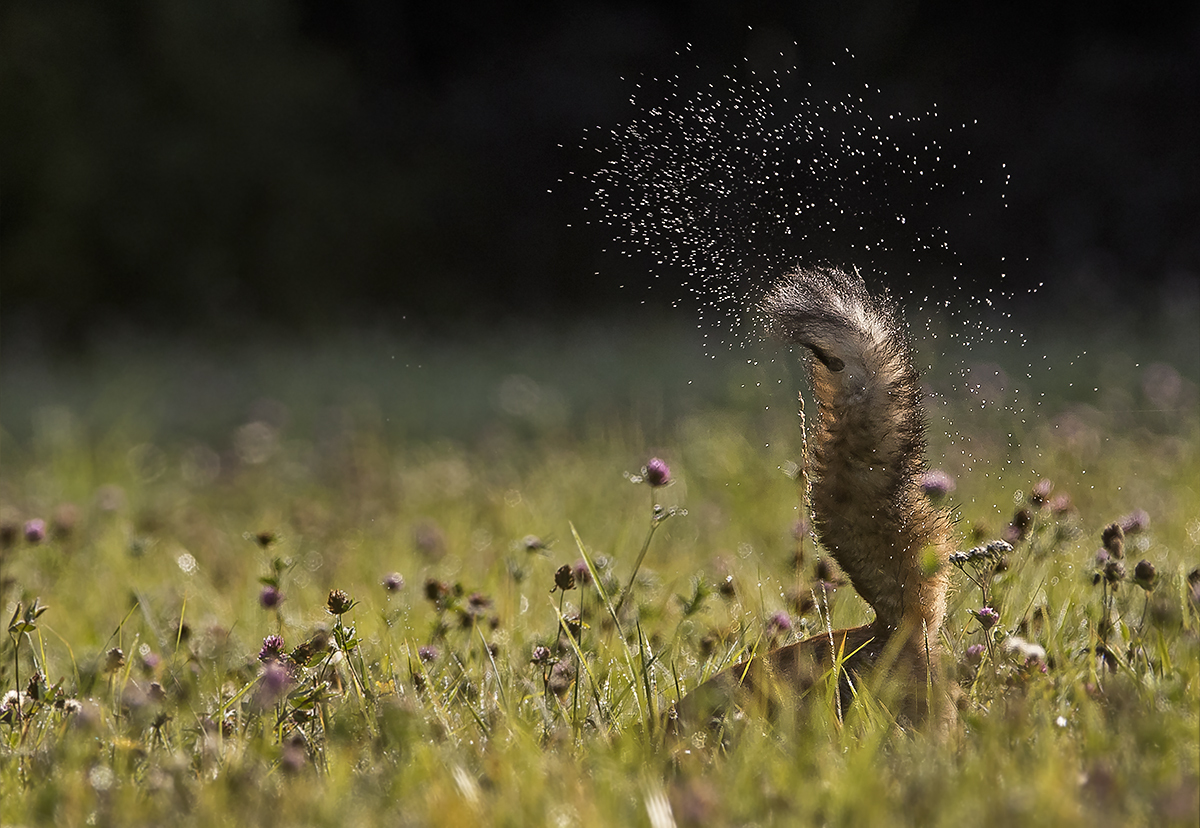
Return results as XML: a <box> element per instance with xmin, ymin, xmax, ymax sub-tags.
<box><xmin>669</xmin><ymin>266</ymin><xmax>956</xmax><ymax>734</ymax></box>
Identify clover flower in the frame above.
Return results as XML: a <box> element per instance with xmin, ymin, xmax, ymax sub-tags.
<box><xmin>259</xmin><ymin>585</ymin><xmax>283</xmax><ymax>609</ymax></box>
<box><xmin>644</xmin><ymin>457</ymin><xmax>671</xmax><ymax>488</ymax></box>
<box><xmin>326</xmin><ymin>589</ymin><xmax>354</xmax><ymax>615</ymax></box>
<box><xmin>918</xmin><ymin>470</ymin><xmax>955</xmax><ymax>501</ymax></box>
<box><xmin>972</xmin><ymin>607</ymin><xmax>1000</xmax><ymax>630</ymax></box>
<box><xmin>24</xmin><ymin>519</ymin><xmax>47</xmax><ymax>544</ymax></box>
<box><xmin>258</xmin><ymin>634</ymin><xmax>286</xmax><ymax>662</ymax></box>
<box><xmin>766</xmin><ymin>610</ymin><xmax>793</xmax><ymax>637</ymax></box>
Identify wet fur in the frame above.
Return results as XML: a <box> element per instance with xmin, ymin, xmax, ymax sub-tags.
<box><xmin>670</xmin><ymin>267</ymin><xmax>955</xmax><ymax>733</ymax></box>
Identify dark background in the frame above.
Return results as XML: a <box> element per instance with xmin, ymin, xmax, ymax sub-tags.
<box><xmin>2</xmin><ymin>1</ymin><xmax>1197</xmax><ymax>350</ymax></box>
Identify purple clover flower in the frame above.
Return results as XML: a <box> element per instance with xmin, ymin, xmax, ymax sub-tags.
<box><xmin>258</xmin><ymin>634</ymin><xmax>285</xmax><ymax>662</ymax></box>
<box><xmin>23</xmin><ymin>519</ymin><xmax>46</xmax><ymax>544</ymax></box>
<box><xmin>766</xmin><ymin>610</ymin><xmax>793</xmax><ymax>636</ymax></box>
<box><xmin>918</xmin><ymin>470</ymin><xmax>956</xmax><ymax>500</ymax></box>
<box><xmin>258</xmin><ymin>661</ymin><xmax>292</xmax><ymax>706</ymax></box>
<box><xmin>644</xmin><ymin>457</ymin><xmax>671</xmax><ymax>488</ymax></box>
<box><xmin>259</xmin><ymin>585</ymin><xmax>283</xmax><ymax>609</ymax></box>
<box><xmin>972</xmin><ymin>607</ymin><xmax>1000</xmax><ymax>630</ymax></box>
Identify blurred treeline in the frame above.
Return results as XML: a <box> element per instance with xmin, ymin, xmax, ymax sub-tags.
<box><xmin>2</xmin><ymin>1</ymin><xmax>1197</xmax><ymax>348</ymax></box>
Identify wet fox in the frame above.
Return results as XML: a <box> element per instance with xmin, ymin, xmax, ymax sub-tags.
<box><xmin>671</xmin><ymin>266</ymin><xmax>955</xmax><ymax>732</ymax></box>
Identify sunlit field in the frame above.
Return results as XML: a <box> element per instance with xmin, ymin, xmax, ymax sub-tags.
<box><xmin>2</xmin><ymin>311</ymin><xmax>1197</xmax><ymax>827</ymax></box>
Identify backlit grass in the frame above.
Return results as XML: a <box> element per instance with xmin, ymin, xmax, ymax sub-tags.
<box><xmin>1</xmin><ymin>317</ymin><xmax>1197</xmax><ymax>827</ymax></box>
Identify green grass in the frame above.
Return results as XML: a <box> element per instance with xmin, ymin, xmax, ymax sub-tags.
<box><xmin>1</xmin><ymin>316</ymin><xmax>1197</xmax><ymax>827</ymax></box>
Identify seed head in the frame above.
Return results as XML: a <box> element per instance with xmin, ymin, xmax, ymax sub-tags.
<box><xmin>326</xmin><ymin>589</ymin><xmax>354</xmax><ymax>615</ymax></box>
<box><xmin>1101</xmin><ymin>523</ymin><xmax>1125</xmax><ymax>559</ymax></box>
<box><xmin>522</xmin><ymin>535</ymin><xmax>548</xmax><ymax>552</ymax></box>
<box><xmin>1133</xmin><ymin>560</ymin><xmax>1156</xmax><ymax>591</ymax></box>
<box><xmin>104</xmin><ymin>647</ymin><xmax>126</xmax><ymax>673</ymax></box>
<box><xmin>552</xmin><ymin>564</ymin><xmax>576</xmax><ymax>593</ymax></box>
<box><xmin>1103</xmin><ymin>559</ymin><xmax>1126</xmax><ymax>585</ymax></box>
<box><xmin>423</xmin><ymin>578</ymin><xmax>450</xmax><ymax>605</ymax></box>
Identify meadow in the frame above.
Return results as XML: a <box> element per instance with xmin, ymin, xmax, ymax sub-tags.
<box><xmin>1</xmin><ymin>310</ymin><xmax>1197</xmax><ymax>827</ymax></box>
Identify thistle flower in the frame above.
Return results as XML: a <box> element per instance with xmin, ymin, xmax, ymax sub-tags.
<box><xmin>417</xmin><ymin>645</ymin><xmax>439</xmax><ymax>663</ymax></box>
<box><xmin>530</xmin><ymin>645</ymin><xmax>553</xmax><ymax>665</ymax></box>
<box><xmin>326</xmin><ymin>589</ymin><xmax>354</xmax><ymax>615</ymax></box>
<box><xmin>382</xmin><ymin>572</ymin><xmax>405</xmax><ymax>592</ymax></box>
<box><xmin>964</xmin><ymin>643</ymin><xmax>986</xmax><ymax>665</ymax></box>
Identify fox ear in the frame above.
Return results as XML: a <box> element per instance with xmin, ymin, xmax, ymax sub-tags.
<box><xmin>803</xmin><ymin>342</ymin><xmax>845</xmax><ymax>372</ymax></box>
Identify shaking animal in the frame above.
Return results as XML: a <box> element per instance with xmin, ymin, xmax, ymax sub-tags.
<box><xmin>671</xmin><ymin>266</ymin><xmax>955</xmax><ymax>733</ymax></box>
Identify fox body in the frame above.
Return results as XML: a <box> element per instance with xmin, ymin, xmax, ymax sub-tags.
<box><xmin>671</xmin><ymin>267</ymin><xmax>955</xmax><ymax>731</ymax></box>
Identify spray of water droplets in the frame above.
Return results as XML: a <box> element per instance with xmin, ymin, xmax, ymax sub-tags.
<box><xmin>574</xmin><ymin>46</ymin><xmax>1083</xmax><ymax>520</ymax></box>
